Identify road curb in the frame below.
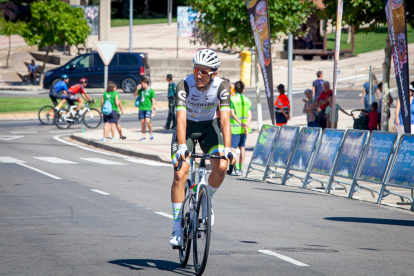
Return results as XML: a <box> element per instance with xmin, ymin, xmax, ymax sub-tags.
<box><xmin>70</xmin><ymin>134</ymin><xmax>171</xmax><ymax>164</ymax></box>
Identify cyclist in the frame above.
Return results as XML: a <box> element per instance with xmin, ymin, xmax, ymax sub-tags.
<box><xmin>170</xmin><ymin>49</ymin><xmax>236</xmax><ymax>247</ymax></box>
<box><xmin>47</xmin><ymin>75</ymin><xmax>69</xmax><ymax>118</ymax></box>
<box><xmin>56</xmin><ymin>78</ymin><xmax>94</xmax><ymax>117</ymax></box>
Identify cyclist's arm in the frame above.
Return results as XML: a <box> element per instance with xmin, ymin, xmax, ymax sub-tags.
<box><xmin>176</xmin><ymin>80</ymin><xmax>188</xmax><ymax>146</ymax></box>
<box><xmin>218</xmin><ymin>81</ymin><xmax>231</xmax><ymax>149</ymax></box>
<box><xmin>82</xmin><ymin>92</ymin><xmax>92</xmax><ymax>102</ymax></box>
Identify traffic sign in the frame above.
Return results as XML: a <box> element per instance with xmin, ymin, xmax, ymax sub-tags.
<box><xmin>94</xmin><ymin>41</ymin><xmax>119</xmax><ymax>66</ymax></box>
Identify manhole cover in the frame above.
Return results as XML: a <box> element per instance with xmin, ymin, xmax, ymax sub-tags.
<box><xmin>269</xmin><ymin>247</ymin><xmax>338</xmax><ymax>253</ymax></box>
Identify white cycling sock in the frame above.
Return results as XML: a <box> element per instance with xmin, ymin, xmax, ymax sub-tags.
<box><xmin>208</xmin><ymin>185</ymin><xmax>218</xmax><ymax>200</ymax></box>
<box><xmin>172</xmin><ymin>203</ymin><xmax>182</xmax><ymax>232</ymax></box>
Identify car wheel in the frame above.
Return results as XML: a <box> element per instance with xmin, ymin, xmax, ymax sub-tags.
<box><xmin>121</xmin><ymin>78</ymin><xmax>137</xmax><ymax>93</ymax></box>
<box><xmin>51</xmin><ymin>78</ymin><xmax>61</xmax><ymax>88</ymax></box>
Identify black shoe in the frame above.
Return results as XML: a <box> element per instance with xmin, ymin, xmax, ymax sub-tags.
<box><xmin>120</xmin><ymin>136</ymin><xmax>127</xmax><ymax>140</ymax></box>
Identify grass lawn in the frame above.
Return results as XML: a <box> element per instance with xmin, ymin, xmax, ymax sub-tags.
<box><xmin>326</xmin><ymin>26</ymin><xmax>414</xmax><ymax>55</ymax></box>
<box><xmin>0</xmin><ymin>97</ymin><xmax>136</xmax><ymax>113</ymax></box>
<box><xmin>111</xmin><ymin>17</ymin><xmax>177</xmax><ymax>28</ymax></box>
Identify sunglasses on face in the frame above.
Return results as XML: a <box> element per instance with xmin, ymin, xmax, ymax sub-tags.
<box><xmin>193</xmin><ymin>67</ymin><xmax>214</xmax><ymax>77</ymax></box>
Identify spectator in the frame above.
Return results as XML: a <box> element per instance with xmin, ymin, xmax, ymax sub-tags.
<box><xmin>116</xmin><ymin>94</ymin><xmax>126</xmax><ymax>140</ymax></box>
<box><xmin>101</xmin><ymin>81</ymin><xmax>120</xmax><ymax>142</ymax></box>
<box><xmin>361</xmin><ymin>74</ymin><xmax>380</xmax><ymax>111</ymax></box>
<box><xmin>230</xmin><ymin>81</ymin><xmax>252</xmax><ymax>176</ymax></box>
<box><xmin>274</xmin><ymin>84</ymin><xmax>290</xmax><ymax>126</ymax></box>
<box><xmin>302</xmin><ymin>27</ymin><xmax>314</xmax><ymax>49</ymax></box>
<box><xmin>27</xmin><ymin>59</ymin><xmax>38</xmax><ymax>84</ymax></box>
<box><xmin>395</xmin><ymin>82</ymin><xmax>414</xmax><ymax>135</ymax></box>
<box><xmin>360</xmin><ymin>102</ymin><xmax>379</xmax><ymax>132</ymax></box>
<box><xmin>163</xmin><ymin>74</ymin><xmax>176</xmax><ymax>130</ymax></box>
<box><xmin>325</xmin><ymin>94</ymin><xmax>351</xmax><ymax>129</ymax></box>
<box><xmin>377</xmin><ymin>82</ymin><xmax>393</xmax><ymax>130</ymax></box>
<box><xmin>134</xmin><ymin>77</ymin><xmax>156</xmax><ymax>142</ymax></box>
<box><xmin>302</xmin><ymin>89</ymin><xmax>317</xmax><ymax>127</ymax></box>
<box><xmin>312</xmin><ymin>70</ymin><xmax>324</xmax><ymax>101</ymax></box>
<box><xmin>316</xmin><ymin>81</ymin><xmax>333</xmax><ymax>129</ymax></box>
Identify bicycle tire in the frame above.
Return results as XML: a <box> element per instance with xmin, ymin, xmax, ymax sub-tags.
<box><xmin>193</xmin><ymin>185</ymin><xmax>211</xmax><ymax>275</ymax></box>
<box><xmin>38</xmin><ymin>105</ymin><xmax>54</xmax><ymax>125</ymax></box>
<box><xmin>54</xmin><ymin>109</ymin><xmax>73</xmax><ymax>129</ymax></box>
<box><xmin>179</xmin><ymin>179</ymin><xmax>192</xmax><ymax>266</ymax></box>
<box><xmin>82</xmin><ymin>108</ymin><xmax>102</xmax><ymax>128</ymax></box>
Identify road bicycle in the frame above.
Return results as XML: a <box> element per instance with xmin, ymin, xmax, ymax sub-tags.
<box><xmin>38</xmin><ymin>104</ymin><xmax>70</xmax><ymax>125</ymax></box>
<box><xmin>53</xmin><ymin>101</ymin><xmax>102</xmax><ymax>129</ymax></box>
<box><xmin>175</xmin><ymin>145</ymin><xmax>234</xmax><ymax>275</ymax></box>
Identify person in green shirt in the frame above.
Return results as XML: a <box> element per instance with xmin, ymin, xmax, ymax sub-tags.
<box><xmin>101</xmin><ymin>81</ymin><xmax>120</xmax><ymax>142</ymax></box>
<box><xmin>230</xmin><ymin>81</ymin><xmax>252</xmax><ymax>176</ymax></box>
<box><xmin>134</xmin><ymin>78</ymin><xmax>156</xmax><ymax>142</ymax></box>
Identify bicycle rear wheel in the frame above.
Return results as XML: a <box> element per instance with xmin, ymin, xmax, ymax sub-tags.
<box><xmin>54</xmin><ymin>109</ymin><xmax>72</xmax><ymax>129</ymax></box>
<box><xmin>193</xmin><ymin>185</ymin><xmax>211</xmax><ymax>275</ymax></box>
<box><xmin>83</xmin><ymin>108</ymin><xmax>102</xmax><ymax>128</ymax></box>
<box><xmin>179</xmin><ymin>180</ymin><xmax>192</xmax><ymax>266</ymax></box>
<box><xmin>38</xmin><ymin>105</ymin><xmax>54</xmax><ymax>125</ymax></box>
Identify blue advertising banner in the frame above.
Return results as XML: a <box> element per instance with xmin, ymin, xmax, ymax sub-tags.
<box><xmin>335</xmin><ymin>131</ymin><xmax>368</xmax><ymax>178</ymax></box>
<box><xmin>358</xmin><ymin>132</ymin><xmax>397</xmax><ymax>182</ymax></box>
<box><xmin>269</xmin><ymin>126</ymin><xmax>299</xmax><ymax>168</ymax></box>
<box><xmin>388</xmin><ymin>135</ymin><xmax>414</xmax><ymax>187</ymax></box>
<box><xmin>251</xmin><ymin>125</ymin><xmax>279</xmax><ymax>166</ymax></box>
<box><xmin>290</xmin><ymin>128</ymin><xmax>320</xmax><ymax>171</ymax></box>
<box><xmin>311</xmin><ymin>130</ymin><xmax>344</xmax><ymax>175</ymax></box>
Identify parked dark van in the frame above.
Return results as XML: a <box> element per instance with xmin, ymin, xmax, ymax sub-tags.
<box><xmin>43</xmin><ymin>52</ymin><xmax>150</xmax><ymax>93</ymax></box>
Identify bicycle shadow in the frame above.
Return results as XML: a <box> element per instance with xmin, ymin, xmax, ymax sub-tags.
<box><xmin>108</xmin><ymin>259</ymin><xmax>195</xmax><ymax>275</ymax></box>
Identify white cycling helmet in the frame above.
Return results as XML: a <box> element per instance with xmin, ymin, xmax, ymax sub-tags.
<box><xmin>193</xmin><ymin>49</ymin><xmax>221</xmax><ymax>71</ymax></box>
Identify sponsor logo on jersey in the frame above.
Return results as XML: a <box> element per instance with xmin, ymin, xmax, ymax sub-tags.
<box><xmin>220</xmin><ymin>89</ymin><xmax>229</xmax><ymax>100</ymax></box>
<box><xmin>188</xmin><ymin>102</ymin><xmax>216</xmax><ymax>108</ymax></box>
<box><xmin>177</xmin><ymin>90</ymin><xmax>187</xmax><ymax>101</ymax></box>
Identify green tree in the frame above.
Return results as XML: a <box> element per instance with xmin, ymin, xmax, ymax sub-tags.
<box><xmin>21</xmin><ymin>0</ymin><xmax>90</xmax><ymax>74</ymax></box>
<box><xmin>188</xmin><ymin>0</ymin><xmax>316</xmax><ymax>49</ymax></box>
<box><xmin>319</xmin><ymin>0</ymin><xmax>414</xmax><ymax>33</ymax></box>
<box><xmin>0</xmin><ymin>15</ymin><xmax>24</xmax><ymax>68</ymax></box>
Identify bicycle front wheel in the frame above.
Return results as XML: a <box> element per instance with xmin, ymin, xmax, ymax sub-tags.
<box><xmin>179</xmin><ymin>180</ymin><xmax>192</xmax><ymax>267</ymax></box>
<box><xmin>83</xmin><ymin>108</ymin><xmax>102</xmax><ymax>128</ymax></box>
<box><xmin>193</xmin><ymin>185</ymin><xmax>211</xmax><ymax>275</ymax></box>
<box><xmin>38</xmin><ymin>105</ymin><xmax>54</xmax><ymax>125</ymax></box>
<box><xmin>54</xmin><ymin>109</ymin><xmax>73</xmax><ymax>129</ymax></box>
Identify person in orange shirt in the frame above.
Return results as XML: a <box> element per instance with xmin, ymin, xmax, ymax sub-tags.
<box><xmin>274</xmin><ymin>84</ymin><xmax>290</xmax><ymax>126</ymax></box>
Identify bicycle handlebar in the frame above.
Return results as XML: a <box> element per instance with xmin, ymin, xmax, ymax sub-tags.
<box><xmin>174</xmin><ymin>150</ymin><xmax>235</xmax><ymax>175</ymax></box>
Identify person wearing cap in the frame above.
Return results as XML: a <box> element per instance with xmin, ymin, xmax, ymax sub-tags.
<box><xmin>47</xmin><ymin>74</ymin><xmax>70</xmax><ymax>118</ymax></box>
<box><xmin>274</xmin><ymin>84</ymin><xmax>290</xmax><ymax>126</ymax></box>
<box><xmin>395</xmin><ymin>81</ymin><xmax>414</xmax><ymax>135</ymax></box>
<box><xmin>163</xmin><ymin>74</ymin><xmax>177</xmax><ymax>129</ymax></box>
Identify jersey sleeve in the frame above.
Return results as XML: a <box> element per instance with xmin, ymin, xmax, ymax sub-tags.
<box><xmin>80</xmin><ymin>86</ymin><xmax>86</xmax><ymax>94</ymax></box>
<box><xmin>218</xmin><ymin>81</ymin><xmax>231</xmax><ymax>111</ymax></box>
<box><xmin>175</xmin><ymin>79</ymin><xmax>189</xmax><ymax>112</ymax></box>
<box><xmin>63</xmin><ymin>84</ymin><xmax>68</xmax><ymax>91</ymax></box>
<box><xmin>150</xmin><ymin>88</ymin><xmax>156</xmax><ymax>98</ymax></box>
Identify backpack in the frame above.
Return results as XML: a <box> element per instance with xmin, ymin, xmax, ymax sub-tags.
<box><xmin>102</xmin><ymin>98</ymin><xmax>112</xmax><ymax>115</ymax></box>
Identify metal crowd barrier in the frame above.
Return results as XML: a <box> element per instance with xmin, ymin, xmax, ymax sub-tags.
<box><xmin>318</xmin><ymin>67</ymin><xmax>357</xmax><ymax>89</ymax></box>
<box><xmin>245</xmin><ymin>125</ymin><xmax>414</xmax><ymax>211</ymax></box>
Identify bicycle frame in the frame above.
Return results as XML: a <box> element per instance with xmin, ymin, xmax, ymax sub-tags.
<box><xmin>60</xmin><ymin>103</ymin><xmax>92</xmax><ymax>123</ymax></box>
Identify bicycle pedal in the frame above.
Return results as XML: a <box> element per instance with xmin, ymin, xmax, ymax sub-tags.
<box><xmin>172</xmin><ymin>246</ymin><xmax>181</xmax><ymax>250</ymax></box>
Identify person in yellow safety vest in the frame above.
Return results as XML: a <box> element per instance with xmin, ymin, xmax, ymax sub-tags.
<box><xmin>230</xmin><ymin>81</ymin><xmax>252</xmax><ymax>176</ymax></box>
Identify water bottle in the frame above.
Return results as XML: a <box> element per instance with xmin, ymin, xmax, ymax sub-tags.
<box><xmin>81</xmin><ymin>124</ymin><xmax>85</xmax><ymax>133</ymax></box>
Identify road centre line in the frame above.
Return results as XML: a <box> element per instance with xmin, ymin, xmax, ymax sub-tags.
<box><xmin>155</xmin><ymin>212</ymin><xmax>173</xmax><ymax>219</ymax></box>
<box><xmin>258</xmin><ymin>250</ymin><xmax>309</xmax><ymax>267</ymax></box>
<box><xmin>18</xmin><ymin>163</ymin><xmax>62</xmax><ymax>180</ymax></box>
<box><xmin>34</xmin><ymin>157</ymin><xmax>78</xmax><ymax>164</ymax></box>
<box><xmin>11</xmin><ymin>132</ymin><xmax>37</xmax><ymax>134</ymax></box>
<box><xmin>90</xmin><ymin>189</ymin><xmax>111</xmax><ymax>195</ymax></box>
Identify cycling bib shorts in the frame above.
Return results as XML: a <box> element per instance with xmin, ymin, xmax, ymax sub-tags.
<box><xmin>49</xmin><ymin>92</ymin><xmax>66</xmax><ymax>106</ymax></box>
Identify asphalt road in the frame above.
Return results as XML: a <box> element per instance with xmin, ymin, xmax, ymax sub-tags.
<box><xmin>0</xmin><ymin>96</ymin><xmax>413</xmax><ymax>275</ymax></box>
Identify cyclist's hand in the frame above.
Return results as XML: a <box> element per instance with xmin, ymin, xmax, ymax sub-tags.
<box><xmin>176</xmin><ymin>144</ymin><xmax>189</xmax><ymax>161</ymax></box>
<box><xmin>224</xmin><ymin>147</ymin><xmax>236</xmax><ymax>165</ymax></box>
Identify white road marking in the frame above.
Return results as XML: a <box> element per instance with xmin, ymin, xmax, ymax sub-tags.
<box><xmin>0</xmin><ymin>135</ymin><xmax>24</xmax><ymax>141</ymax></box>
<box><xmin>125</xmin><ymin>158</ymin><xmax>171</xmax><ymax>167</ymax></box>
<box><xmin>0</xmin><ymin>156</ymin><xmax>26</xmax><ymax>163</ymax></box>
<box><xmin>155</xmin><ymin>212</ymin><xmax>173</xmax><ymax>219</ymax></box>
<box><xmin>34</xmin><ymin>157</ymin><xmax>78</xmax><ymax>164</ymax></box>
<box><xmin>11</xmin><ymin>132</ymin><xmax>37</xmax><ymax>134</ymax></box>
<box><xmin>49</xmin><ymin>130</ymin><xmax>75</xmax><ymax>133</ymax></box>
<box><xmin>258</xmin><ymin>250</ymin><xmax>309</xmax><ymax>267</ymax></box>
<box><xmin>53</xmin><ymin>135</ymin><xmax>122</xmax><ymax>157</ymax></box>
<box><xmin>18</xmin><ymin>163</ymin><xmax>62</xmax><ymax>179</ymax></box>
<box><xmin>80</xmin><ymin>158</ymin><xmax>126</xmax><ymax>165</ymax></box>
<box><xmin>90</xmin><ymin>189</ymin><xmax>111</xmax><ymax>195</ymax></box>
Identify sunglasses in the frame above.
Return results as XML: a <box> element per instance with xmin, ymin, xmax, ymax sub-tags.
<box><xmin>193</xmin><ymin>67</ymin><xmax>214</xmax><ymax>77</ymax></box>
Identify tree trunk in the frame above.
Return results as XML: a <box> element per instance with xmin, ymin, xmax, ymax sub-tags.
<box><xmin>7</xmin><ymin>35</ymin><xmax>11</xmax><ymax>68</ymax></box>
<box><xmin>381</xmin><ymin>36</ymin><xmax>391</xmax><ymax>131</ymax></box>
<box><xmin>40</xmin><ymin>45</ymin><xmax>52</xmax><ymax>85</ymax></box>
<box><xmin>347</xmin><ymin>26</ymin><xmax>351</xmax><ymax>44</ymax></box>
